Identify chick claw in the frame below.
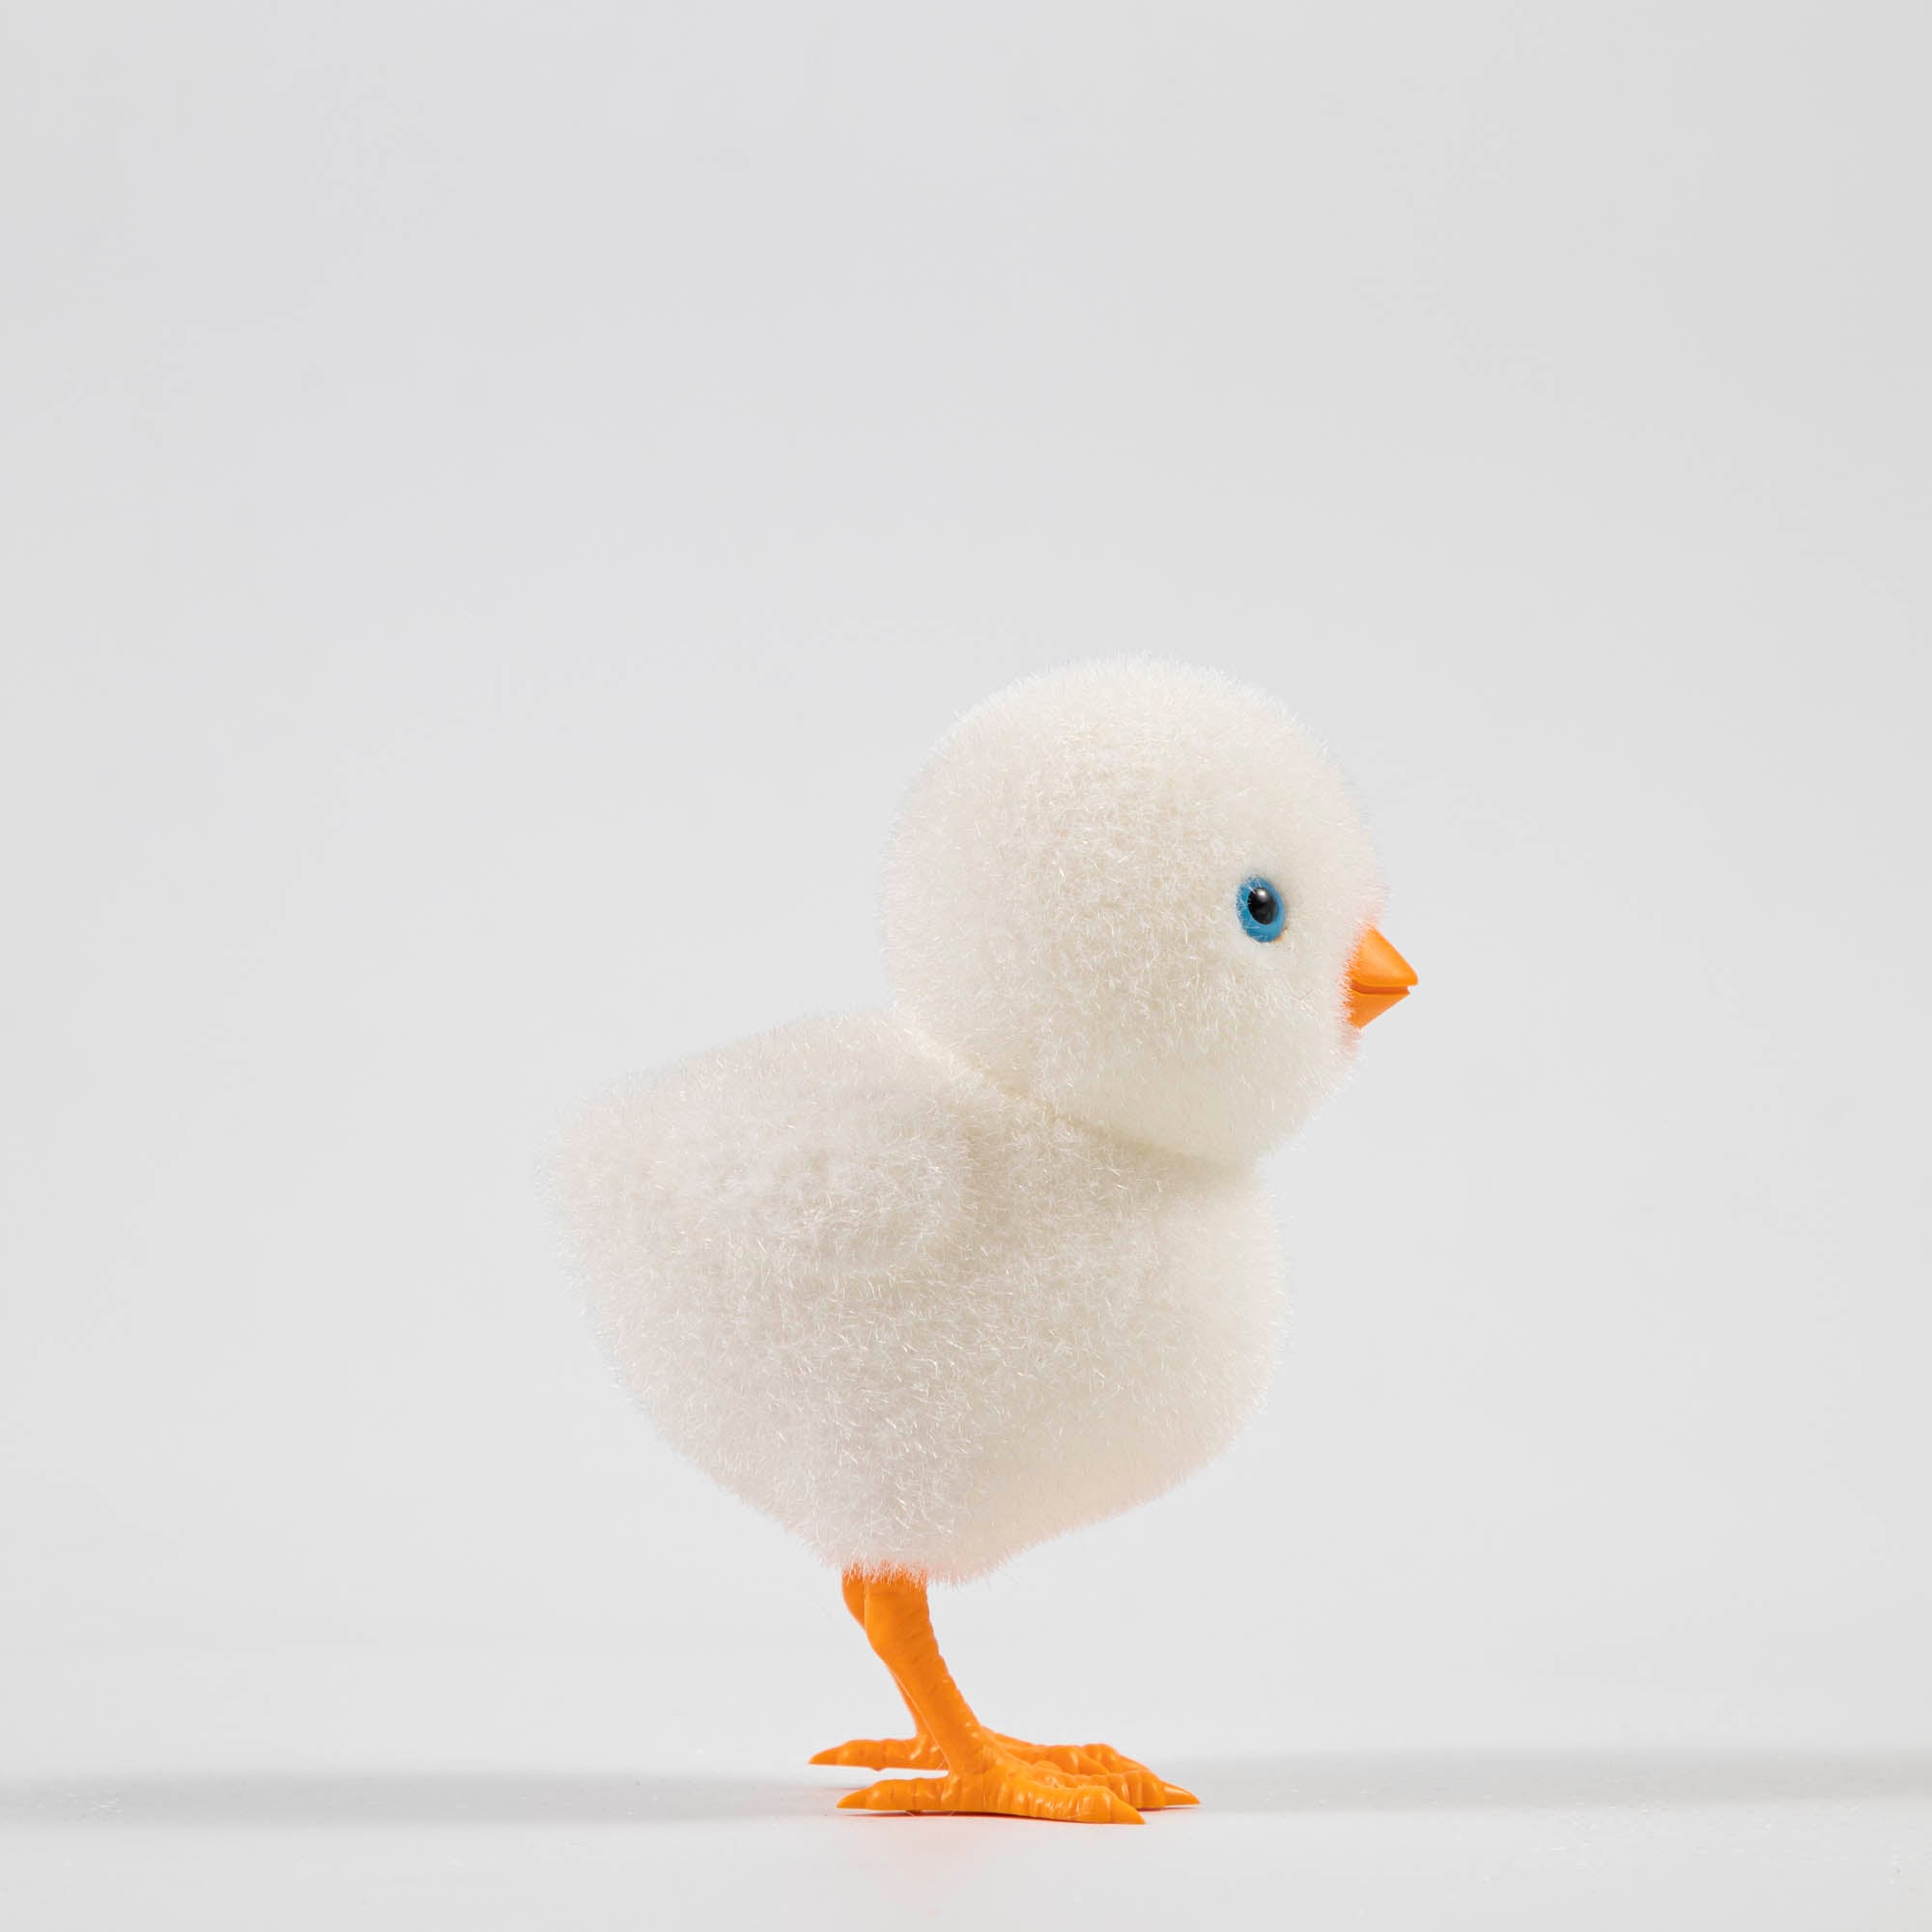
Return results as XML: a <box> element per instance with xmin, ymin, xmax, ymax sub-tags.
<box><xmin>812</xmin><ymin>1733</ymin><xmax>1196</xmax><ymax>1811</ymax></box>
<box><xmin>837</xmin><ymin>1750</ymin><xmax>1145</xmax><ymax>1824</ymax></box>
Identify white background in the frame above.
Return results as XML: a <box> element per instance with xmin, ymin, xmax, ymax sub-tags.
<box><xmin>3</xmin><ymin>2</ymin><xmax>1928</xmax><ymax>1924</ymax></box>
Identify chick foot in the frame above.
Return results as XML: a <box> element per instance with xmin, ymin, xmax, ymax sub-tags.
<box><xmin>812</xmin><ymin>1732</ymin><xmax>1194</xmax><ymax>1809</ymax></box>
<box><xmin>838</xmin><ymin>1747</ymin><xmax>1144</xmax><ymax>1824</ymax></box>
<box><xmin>827</xmin><ymin>1570</ymin><xmax>1196</xmax><ymax>1823</ymax></box>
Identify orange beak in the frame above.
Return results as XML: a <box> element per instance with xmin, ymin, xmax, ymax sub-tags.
<box><xmin>1347</xmin><ymin>927</ymin><xmax>1416</xmax><ymax>1028</ymax></box>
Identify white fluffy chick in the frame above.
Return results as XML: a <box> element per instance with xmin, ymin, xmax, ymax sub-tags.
<box><xmin>554</xmin><ymin>659</ymin><xmax>1413</xmax><ymax>1824</ymax></box>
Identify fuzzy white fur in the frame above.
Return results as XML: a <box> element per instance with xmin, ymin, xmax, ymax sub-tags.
<box><xmin>553</xmin><ymin>661</ymin><xmax>1385</xmax><ymax>1580</ymax></box>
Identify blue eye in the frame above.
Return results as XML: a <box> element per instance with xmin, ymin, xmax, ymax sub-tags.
<box><xmin>1237</xmin><ymin>875</ymin><xmax>1286</xmax><ymax>942</ymax></box>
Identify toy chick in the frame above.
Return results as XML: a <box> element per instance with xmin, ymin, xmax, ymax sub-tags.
<box><xmin>554</xmin><ymin>660</ymin><xmax>1414</xmax><ymax>1823</ymax></box>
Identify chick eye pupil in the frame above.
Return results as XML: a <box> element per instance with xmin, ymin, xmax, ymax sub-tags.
<box><xmin>1237</xmin><ymin>874</ymin><xmax>1287</xmax><ymax>942</ymax></box>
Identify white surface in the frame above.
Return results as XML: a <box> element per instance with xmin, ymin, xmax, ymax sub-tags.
<box><xmin>3</xmin><ymin>0</ymin><xmax>1929</xmax><ymax>1923</ymax></box>
<box><xmin>3</xmin><ymin>1649</ymin><xmax>1930</xmax><ymax>1930</ymax></box>
<box><xmin>7</xmin><ymin>1768</ymin><xmax>1930</xmax><ymax>1932</ymax></box>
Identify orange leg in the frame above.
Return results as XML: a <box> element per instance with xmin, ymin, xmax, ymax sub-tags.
<box><xmin>812</xmin><ymin>1569</ymin><xmax>1196</xmax><ymax>1820</ymax></box>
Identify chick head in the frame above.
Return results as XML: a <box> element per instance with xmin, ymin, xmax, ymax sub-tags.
<box><xmin>883</xmin><ymin>659</ymin><xmax>1392</xmax><ymax>1164</ymax></box>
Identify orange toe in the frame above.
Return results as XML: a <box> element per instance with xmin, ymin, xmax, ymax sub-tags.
<box><xmin>810</xmin><ymin>1736</ymin><xmax>944</xmax><ymax>1771</ymax></box>
<box><xmin>993</xmin><ymin>1737</ymin><xmax>1196</xmax><ymax>1809</ymax></box>
<box><xmin>814</xmin><ymin>1730</ymin><xmax>1192</xmax><ymax>1806</ymax></box>
<box><xmin>838</xmin><ymin>1757</ymin><xmax>1144</xmax><ymax>1824</ymax></box>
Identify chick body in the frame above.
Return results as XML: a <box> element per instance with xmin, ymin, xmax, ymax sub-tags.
<box><xmin>558</xmin><ymin>1011</ymin><xmax>1278</xmax><ymax>1580</ymax></box>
